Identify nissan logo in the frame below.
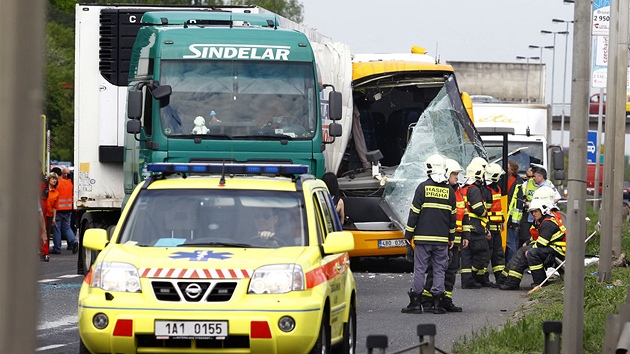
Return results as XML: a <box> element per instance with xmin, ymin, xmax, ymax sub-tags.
<box><xmin>184</xmin><ymin>283</ymin><xmax>203</xmax><ymax>299</ymax></box>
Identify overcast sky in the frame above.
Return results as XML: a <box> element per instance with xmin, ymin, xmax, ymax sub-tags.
<box><xmin>302</xmin><ymin>0</ymin><xmax>576</xmax><ymax>106</ymax></box>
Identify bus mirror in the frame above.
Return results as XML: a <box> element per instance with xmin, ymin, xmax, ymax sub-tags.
<box><xmin>552</xmin><ymin>150</ymin><xmax>564</xmax><ymax>171</ymax></box>
<box><xmin>328</xmin><ymin>91</ymin><xmax>342</xmax><ymax>120</ymax></box>
<box><xmin>128</xmin><ymin>89</ymin><xmax>143</xmax><ymax>119</ymax></box>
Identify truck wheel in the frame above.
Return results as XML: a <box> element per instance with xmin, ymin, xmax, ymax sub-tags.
<box><xmin>79</xmin><ymin>222</ymin><xmax>101</xmax><ymax>275</ymax></box>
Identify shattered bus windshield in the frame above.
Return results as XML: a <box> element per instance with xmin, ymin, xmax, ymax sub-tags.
<box><xmin>381</xmin><ymin>78</ymin><xmax>486</xmax><ymax>229</ymax></box>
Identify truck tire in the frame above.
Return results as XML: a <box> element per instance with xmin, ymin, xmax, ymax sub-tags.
<box><xmin>79</xmin><ymin>221</ymin><xmax>113</xmax><ymax>275</ymax></box>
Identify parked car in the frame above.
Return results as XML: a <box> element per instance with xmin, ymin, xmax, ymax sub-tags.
<box><xmin>588</xmin><ymin>93</ymin><xmax>630</xmax><ymax>115</ymax></box>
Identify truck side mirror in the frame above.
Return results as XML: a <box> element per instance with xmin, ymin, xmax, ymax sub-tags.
<box><xmin>152</xmin><ymin>85</ymin><xmax>172</xmax><ymax>99</ymax></box>
<box><xmin>328</xmin><ymin>121</ymin><xmax>342</xmax><ymax>137</ymax></box>
<box><xmin>152</xmin><ymin>85</ymin><xmax>172</xmax><ymax>108</ymax></box>
<box><xmin>127</xmin><ymin>119</ymin><xmax>141</xmax><ymax>134</ymax></box>
<box><xmin>128</xmin><ymin>89</ymin><xmax>143</xmax><ymax>119</ymax></box>
<box><xmin>554</xmin><ymin>170</ymin><xmax>565</xmax><ymax>181</ymax></box>
<box><xmin>552</xmin><ymin>150</ymin><xmax>564</xmax><ymax>171</ymax></box>
<box><xmin>328</xmin><ymin>91</ymin><xmax>342</xmax><ymax>120</ymax></box>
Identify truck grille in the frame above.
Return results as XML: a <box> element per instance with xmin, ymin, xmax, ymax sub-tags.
<box><xmin>151</xmin><ymin>280</ymin><xmax>238</xmax><ymax>302</ymax></box>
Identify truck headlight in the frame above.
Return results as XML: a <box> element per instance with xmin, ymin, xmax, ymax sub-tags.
<box><xmin>248</xmin><ymin>264</ymin><xmax>304</xmax><ymax>294</ymax></box>
<box><xmin>91</xmin><ymin>262</ymin><xmax>141</xmax><ymax>293</ymax></box>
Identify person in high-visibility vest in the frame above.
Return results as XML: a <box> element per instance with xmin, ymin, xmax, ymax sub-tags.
<box><xmin>53</xmin><ymin>167</ymin><xmax>78</xmax><ymax>254</ymax></box>
<box><xmin>401</xmin><ymin>154</ymin><xmax>456</xmax><ymax>315</ymax></box>
<box><xmin>459</xmin><ymin>157</ymin><xmax>491</xmax><ymax>289</ymax></box>
<box><xmin>483</xmin><ymin>163</ymin><xmax>506</xmax><ymax>286</ymax></box>
<box><xmin>421</xmin><ymin>158</ymin><xmax>469</xmax><ymax>312</ymax></box>
<box><xmin>498</xmin><ymin>198</ymin><xmax>565</xmax><ymax>290</ymax></box>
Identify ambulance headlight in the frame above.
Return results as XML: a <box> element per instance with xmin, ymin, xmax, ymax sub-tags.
<box><xmin>91</xmin><ymin>262</ymin><xmax>141</xmax><ymax>293</ymax></box>
<box><xmin>248</xmin><ymin>264</ymin><xmax>304</xmax><ymax>294</ymax></box>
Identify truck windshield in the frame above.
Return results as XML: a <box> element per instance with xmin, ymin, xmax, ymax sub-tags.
<box><xmin>118</xmin><ymin>189</ymin><xmax>307</xmax><ymax>248</ymax></box>
<box><xmin>159</xmin><ymin>60</ymin><xmax>317</xmax><ymax>139</ymax></box>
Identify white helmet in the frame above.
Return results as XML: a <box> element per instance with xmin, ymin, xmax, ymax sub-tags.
<box><xmin>533</xmin><ymin>186</ymin><xmax>556</xmax><ymax>204</ymax></box>
<box><xmin>485</xmin><ymin>163</ymin><xmax>505</xmax><ymax>183</ymax></box>
<box><xmin>445</xmin><ymin>158</ymin><xmax>464</xmax><ymax>176</ymax></box>
<box><xmin>465</xmin><ymin>157</ymin><xmax>487</xmax><ymax>181</ymax></box>
<box><xmin>529</xmin><ymin>198</ymin><xmax>550</xmax><ymax>215</ymax></box>
<box><xmin>425</xmin><ymin>154</ymin><xmax>447</xmax><ymax>175</ymax></box>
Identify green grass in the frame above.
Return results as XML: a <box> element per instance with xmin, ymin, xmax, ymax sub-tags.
<box><xmin>452</xmin><ymin>205</ymin><xmax>630</xmax><ymax>354</ymax></box>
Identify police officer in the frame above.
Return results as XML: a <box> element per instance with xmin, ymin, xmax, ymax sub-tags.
<box><xmin>459</xmin><ymin>157</ymin><xmax>491</xmax><ymax>289</ymax></box>
<box><xmin>483</xmin><ymin>162</ymin><xmax>506</xmax><ymax>286</ymax></box>
<box><xmin>421</xmin><ymin>158</ymin><xmax>468</xmax><ymax>312</ymax></box>
<box><xmin>401</xmin><ymin>154</ymin><xmax>456</xmax><ymax>315</ymax></box>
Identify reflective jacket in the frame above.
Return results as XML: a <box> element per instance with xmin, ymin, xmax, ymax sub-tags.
<box><xmin>404</xmin><ymin>178</ymin><xmax>456</xmax><ymax>245</ymax></box>
<box><xmin>56</xmin><ymin>178</ymin><xmax>73</xmax><ymax>211</ymax></box>
<box><xmin>461</xmin><ymin>182</ymin><xmax>487</xmax><ymax>235</ymax></box>
<box><xmin>530</xmin><ymin>213</ymin><xmax>566</xmax><ymax>256</ymax></box>
<box><xmin>485</xmin><ymin>183</ymin><xmax>504</xmax><ymax>231</ymax></box>
<box><xmin>529</xmin><ymin>210</ymin><xmax>564</xmax><ymax>242</ymax></box>
<box><xmin>452</xmin><ymin>184</ymin><xmax>470</xmax><ymax>244</ymax></box>
<box><xmin>507</xmin><ymin>176</ymin><xmax>524</xmax><ymax>225</ymax></box>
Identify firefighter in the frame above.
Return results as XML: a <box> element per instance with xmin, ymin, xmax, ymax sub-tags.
<box><xmin>459</xmin><ymin>157</ymin><xmax>491</xmax><ymax>289</ymax></box>
<box><xmin>498</xmin><ymin>198</ymin><xmax>566</xmax><ymax>290</ymax></box>
<box><xmin>401</xmin><ymin>154</ymin><xmax>456</xmax><ymax>315</ymax></box>
<box><xmin>483</xmin><ymin>162</ymin><xmax>506</xmax><ymax>285</ymax></box>
<box><xmin>421</xmin><ymin>158</ymin><xmax>469</xmax><ymax>312</ymax></box>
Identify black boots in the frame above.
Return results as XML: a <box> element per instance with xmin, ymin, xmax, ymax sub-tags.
<box><xmin>441</xmin><ymin>298</ymin><xmax>463</xmax><ymax>312</ymax></box>
<box><xmin>401</xmin><ymin>289</ymin><xmax>422</xmax><ymax>314</ymax></box>
<box><xmin>432</xmin><ymin>293</ymin><xmax>446</xmax><ymax>314</ymax></box>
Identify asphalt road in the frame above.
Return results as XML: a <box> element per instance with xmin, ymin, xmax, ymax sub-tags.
<box><xmin>351</xmin><ymin>257</ymin><xmax>536</xmax><ymax>354</ymax></box>
<box><xmin>36</xmin><ymin>248</ymin><xmax>537</xmax><ymax>354</ymax></box>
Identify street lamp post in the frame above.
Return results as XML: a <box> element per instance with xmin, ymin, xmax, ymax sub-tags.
<box><xmin>541</xmin><ymin>30</ymin><xmax>570</xmax><ymax>117</ymax></box>
<box><xmin>529</xmin><ymin>44</ymin><xmax>554</xmax><ymax>103</ymax></box>
<box><xmin>516</xmin><ymin>56</ymin><xmax>540</xmax><ymax>103</ymax></box>
<box><xmin>553</xmin><ymin>18</ymin><xmax>574</xmax><ymax>149</ymax></box>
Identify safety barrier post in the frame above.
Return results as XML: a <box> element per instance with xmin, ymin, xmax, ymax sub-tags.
<box><xmin>417</xmin><ymin>324</ymin><xmax>436</xmax><ymax>354</ymax></box>
<box><xmin>366</xmin><ymin>334</ymin><xmax>388</xmax><ymax>354</ymax></box>
<box><xmin>542</xmin><ymin>320</ymin><xmax>562</xmax><ymax>354</ymax></box>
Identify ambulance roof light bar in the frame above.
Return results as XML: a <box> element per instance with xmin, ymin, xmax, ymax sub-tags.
<box><xmin>146</xmin><ymin>162</ymin><xmax>309</xmax><ymax>177</ymax></box>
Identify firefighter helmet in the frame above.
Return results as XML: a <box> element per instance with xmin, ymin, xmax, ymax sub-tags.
<box><xmin>528</xmin><ymin>198</ymin><xmax>550</xmax><ymax>215</ymax></box>
<box><xmin>425</xmin><ymin>154</ymin><xmax>447</xmax><ymax>175</ymax></box>
<box><xmin>445</xmin><ymin>158</ymin><xmax>464</xmax><ymax>176</ymax></box>
<box><xmin>532</xmin><ymin>186</ymin><xmax>556</xmax><ymax>205</ymax></box>
<box><xmin>465</xmin><ymin>157</ymin><xmax>487</xmax><ymax>181</ymax></box>
<box><xmin>485</xmin><ymin>163</ymin><xmax>505</xmax><ymax>183</ymax></box>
